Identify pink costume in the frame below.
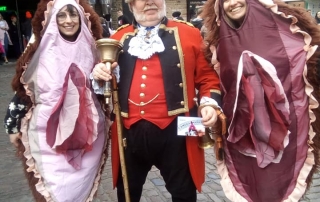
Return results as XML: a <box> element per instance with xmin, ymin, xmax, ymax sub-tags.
<box><xmin>211</xmin><ymin>0</ymin><xmax>319</xmax><ymax>201</ymax></box>
<box><xmin>19</xmin><ymin>0</ymin><xmax>107</xmax><ymax>201</ymax></box>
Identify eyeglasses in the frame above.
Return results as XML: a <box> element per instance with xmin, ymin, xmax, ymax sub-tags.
<box><xmin>56</xmin><ymin>12</ymin><xmax>79</xmax><ymax>22</ymax></box>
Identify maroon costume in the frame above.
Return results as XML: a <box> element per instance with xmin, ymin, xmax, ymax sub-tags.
<box><xmin>202</xmin><ymin>0</ymin><xmax>320</xmax><ymax>201</ymax></box>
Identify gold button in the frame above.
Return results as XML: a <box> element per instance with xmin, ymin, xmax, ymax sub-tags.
<box><xmin>177</xmin><ymin>63</ymin><xmax>181</xmax><ymax>68</ymax></box>
<box><xmin>179</xmin><ymin>83</ymin><xmax>183</xmax><ymax>87</ymax></box>
<box><xmin>140</xmin><ymin>111</ymin><xmax>145</xmax><ymax>115</ymax></box>
<box><xmin>172</xmin><ymin>46</ymin><xmax>177</xmax><ymax>50</ymax></box>
<box><xmin>142</xmin><ymin>66</ymin><xmax>147</xmax><ymax>71</ymax></box>
<box><xmin>126</xmin><ymin>36</ymin><xmax>129</xmax><ymax>39</ymax></box>
<box><xmin>140</xmin><ymin>93</ymin><xmax>145</xmax><ymax>97</ymax></box>
<box><xmin>142</xmin><ymin>75</ymin><xmax>147</xmax><ymax>79</ymax></box>
<box><xmin>140</xmin><ymin>102</ymin><xmax>145</xmax><ymax>105</ymax></box>
<box><xmin>141</xmin><ymin>83</ymin><xmax>146</xmax><ymax>88</ymax></box>
<box><xmin>180</xmin><ymin>101</ymin><xmax>185</xmax><ymax>105</ymax></box>
<box><xmin>169</xmin><ymin>30</ymin><xmax>173</xmax><ymax>34</ymax></box>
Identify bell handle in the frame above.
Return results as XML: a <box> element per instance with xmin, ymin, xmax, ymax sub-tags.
<box><xmin>103</xmin><ymin>61</ymin><xmax>112</xmax><ymax>104</ymax></box>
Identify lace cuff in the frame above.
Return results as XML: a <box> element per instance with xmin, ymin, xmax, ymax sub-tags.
<box><xmin>90</xmin><ymin>65</ymin><xmax>120</xmax><ymax>95</ymax></box>
<box><xmin>200</xmin><ymin>96</ymin><xmax>221</xmax><ymax>110</ymax></box>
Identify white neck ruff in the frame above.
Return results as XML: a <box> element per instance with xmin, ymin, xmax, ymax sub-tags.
<box><xmin>128</xmin><ymin>26</ymin><xmax>165</xmax><ymax>59</ymax></box>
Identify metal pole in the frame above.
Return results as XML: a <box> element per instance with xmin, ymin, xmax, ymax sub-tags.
<box><xmin>111</xmin><ymin>75</ymin><xmax>131</xmax><ymax>202</ymax></box>
<box><xmin>15</xmin><ymin>0</ymin><xmax>23</xmax><ymax>53</ymax></box>
<box><xmin>100</xmin><ymin>0</ymin><xmax>111</xmax><ymax>16</ymax></box>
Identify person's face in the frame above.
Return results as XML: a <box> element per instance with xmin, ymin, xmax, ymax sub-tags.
<box><xmin>0</xmin><ymin>14</ymin><xmax>3</xmax><ymax>20</ymax></box>
<box><xmin>223</xmin><ymin>0</ymin><xmax>247</xmax><ymax>25</ymax></box>
<box><xmin>56</xmin><ymin>5</ymin><xmax>80</xmax><ymax>41</ymax></box>
<box><xmin>317</xmin><ymin>12</ymin><xmax>320</xmax><ymax>18</ymax></box>
<box><xmin>130</xmin><ymin>0</ymin><xmax>166</xmax><ymax>26</ymax></box>
<box><xmin>11</xmin><ymin>17</ymin><xmax>17</xmax><ymax>23</ymax></box>
<box><xmin>117</xmin><ymin>11</ymin><xmax>123</xmax><ymax>17</ymax></box>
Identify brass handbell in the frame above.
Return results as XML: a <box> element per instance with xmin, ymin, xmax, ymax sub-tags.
<box><xmin>193</xmin><ymin>97</ymin><xmax>216</xmax><ymax>149</ymax></box>
<box><xmin>96</xmin><ymin>38</ymin><xmax>123</xmax><ymax>104</ymax></box>
<box><xmin>198</xmin><ymin>127</ymin><xmax>215</xmax><ymax>149</ymax></box>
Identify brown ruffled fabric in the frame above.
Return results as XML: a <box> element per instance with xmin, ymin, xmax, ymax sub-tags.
<box><xmin>274</xmin><ymin>2</ymin><xmax>320</xmax><ymax>187</ymax></box>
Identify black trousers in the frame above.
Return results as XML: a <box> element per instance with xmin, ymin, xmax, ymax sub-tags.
<box><xmin>116</xmin><ymin>119</ymin><xmax>197</xmax><ymax>202</ymax></box>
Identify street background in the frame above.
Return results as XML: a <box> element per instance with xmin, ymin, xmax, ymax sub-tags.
<box><xmin>0</xmin><ymin>61</ymin><xmax>319</xmax><ymax>201</ymax></box>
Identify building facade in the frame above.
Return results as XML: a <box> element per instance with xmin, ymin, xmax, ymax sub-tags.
<box><xmin>88</xmin><ymin>0</ymin><xmax>319</xmax><ymax>30</ymax></box>
<box><xmin>88</xmin><ymin>0</ymin><xmax>204</xmax><ymax>29</ymax></box>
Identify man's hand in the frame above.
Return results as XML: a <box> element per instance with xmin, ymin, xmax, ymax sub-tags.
<box><xmin>9</xmin><ymin>133</ymin><xmax>21</xmax><ymax>147</ymax></box>
<box><xmin>92</xmin><ymin>62</ymin><xmax>118</xmax><ymax>81</ymax></box>
<box><xmin>200</xmin><ymin>106</ymin><xmax>218</xmax><ymax>127</ymax></box>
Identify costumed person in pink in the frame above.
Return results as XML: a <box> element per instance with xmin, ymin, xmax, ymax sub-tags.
<box><xmin>0</xmin><ymin>13</ymin><xmax>12</xmax><ymax>64</ymax></box>
<box><xmin>4</xmin><ymin>0</ymin><xmax>109</xmax><ymax>201</ymax></box>
<box><xmin>91</xmin><ymin>0</ymin><xmax>222</xmax><ymax>201</ymax></box>
<box><xmin>201</xmin><ymin>0</ymin><xmax>320</xmax><ymax>201</ymax></box>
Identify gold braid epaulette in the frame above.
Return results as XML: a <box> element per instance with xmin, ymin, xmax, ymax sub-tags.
<box><xmin>175</xmin><ymin>20</ymin><xmax>194</xmax><ymax>27</ymax></box>
<box><xmin>115</xmin><ymin>24</ymin><xmax>130</xmax><ymax>33</ymax></box>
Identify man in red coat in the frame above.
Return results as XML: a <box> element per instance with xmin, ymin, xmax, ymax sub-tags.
<box><xmin>91</xmin><ymin>0</ymin><xmax>221</xmax><ymax>201</ymax></box>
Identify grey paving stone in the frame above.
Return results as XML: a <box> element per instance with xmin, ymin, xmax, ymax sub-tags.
<box><xmin>197</xmin><ymin>193</ymin><xmax>210</xmax><ymax>201</ymax></box>
<box><xmin>208</xmin><ymin>194</ymin><xmax>223</xmax><ymax>202</ymax></box>
<box><xmin>151</xmin><ymin>178</ymin><xmax>166</xmax><ymax>186</ymax></box>
<box><xmin>207</xmin><ymin>172</ymin><xmax>221</xmax><ymax>180</ymax></box>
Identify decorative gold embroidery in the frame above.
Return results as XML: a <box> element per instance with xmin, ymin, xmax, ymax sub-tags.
<box><xmin>128</xmin><ymin>93</ymin><xmax>160</xmax><ymax>106</ymax></box>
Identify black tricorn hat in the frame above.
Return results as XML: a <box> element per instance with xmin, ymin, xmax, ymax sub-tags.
<box><xmin>172</xmin><ymin>11</ymin><xmax>181</xmax><ymax>17</ymax></box>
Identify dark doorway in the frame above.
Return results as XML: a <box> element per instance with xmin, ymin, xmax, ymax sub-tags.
<box><xmin>0</xmin><ymin>0</ymin><xmax>39</xmax><ymax>59</ymax></box>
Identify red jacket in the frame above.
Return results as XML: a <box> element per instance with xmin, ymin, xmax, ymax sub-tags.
<box><xmin>110</xmin><ymin>17</ymin><xmax>221</xmax><ymax>192</ymax></box>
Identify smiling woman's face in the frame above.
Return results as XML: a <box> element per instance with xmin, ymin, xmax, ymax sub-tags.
<box><xmin>223</xmin><ymin>0</ymin><xmax>247</xmax><ymax>27</ymax></box>
<box><xmin>56</xmin><ymin>5</ymin><xmax>80</xmax><ymax>41</ymax></box>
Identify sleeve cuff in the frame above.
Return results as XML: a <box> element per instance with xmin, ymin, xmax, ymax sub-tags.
<box><xmin>90</xmin><ymin>73</ymin><xmax>104</xmax><ymax>95</ymax></box>
<box><xmin>200</xmin><ymin>96</ymin><xmax>221</xmax><ymax>110</ymax></box>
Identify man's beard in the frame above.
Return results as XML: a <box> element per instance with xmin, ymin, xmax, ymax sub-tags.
<box><xmin>132</xmin><ymin>3</ymin><xmax>166</xmax><ymax>23</ymax></box>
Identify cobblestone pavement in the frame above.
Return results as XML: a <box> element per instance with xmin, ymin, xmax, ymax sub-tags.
<box><xmin>0</xmin><ymin>62</ymin><xmax>319</xmax><ymax>202</ymax></box>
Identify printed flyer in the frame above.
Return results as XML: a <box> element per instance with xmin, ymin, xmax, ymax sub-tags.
<box><xmin>177</xmin><ymin>116</ymin><xmax>205</xmax><ymax>136</ymax></box>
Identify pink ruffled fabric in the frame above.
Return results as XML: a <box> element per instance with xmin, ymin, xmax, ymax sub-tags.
<box><xmin>18</xmin><ymin>0</ymin><xmax>108</xmax><ymax>201</ymax></box>
<box><xmin>46</xmin><ymin>64</ymin><xmax>96</xmax><ymax>169</ymax></box>
<box><xmin>228</xmin><ymin>52</ymin><xmax>290</xmax><ymax>168</ymax></box>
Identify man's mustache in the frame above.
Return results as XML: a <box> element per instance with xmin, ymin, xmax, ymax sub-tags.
<box><xmin>143</xmin><ymin>6</ymin><xmax>158</xmax><ymax>11</ymax></box>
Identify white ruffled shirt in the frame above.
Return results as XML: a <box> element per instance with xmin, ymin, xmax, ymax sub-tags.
<box><xmin>128</xmin><ymin>24</ymin><xmax>165</xmax><ymax>59</ymax></box>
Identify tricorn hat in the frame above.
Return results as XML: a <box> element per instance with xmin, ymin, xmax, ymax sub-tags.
<box><xmin>172</xmin><ymin>11</ymin><xmax>181</xmax><ymax>17</ymax></box>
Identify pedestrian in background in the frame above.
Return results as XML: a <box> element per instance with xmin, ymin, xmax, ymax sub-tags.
<box><xmin>8</xmin><ymin>16</ymin><xmax>21</xmax><ymax>59</ymax></box>
<box><xmin>190</xmin><ymin>8</ymin><xmax>204</xmax><ymax>31</ymax></box>
<box><xmin>0</xmin><ymin>13</ymin><xmax>12</xmax><ymax>64</ymax></box>
<box><xmin>172</xmin><ymin>11</ymin><xmax>184</xmax><ymax>21</ymax></box>
<box><xmin>315</xmin><ymin>11</ymin><xmax>320</xmax><ymax>24</ymax></box>
<box><xmin>117</xmin><ymin>8</ymin><xmax>131</xmax><ymax>27</ymax></box>
<box><xmin>22</xmin><ymin>11</ymin><xmax>33</xmax><ymax>44</ymax></box>
<box><xmin>100</xmin><ymin>16</ymin><xmax>111</xmax><ymax>37</ymax></box>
